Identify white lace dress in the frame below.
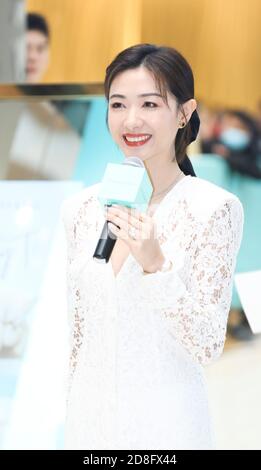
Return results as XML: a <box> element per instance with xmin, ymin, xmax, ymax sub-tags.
<box><xmin>62</xmin><ymin>175</ymin><xmax>244</xmax><ymax>450</ymax></box>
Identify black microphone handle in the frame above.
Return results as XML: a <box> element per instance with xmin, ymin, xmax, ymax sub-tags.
<box><xmin>93</xmin><ymin>220</ymin><xmax>119</xmax><ymax>263</ymax></box>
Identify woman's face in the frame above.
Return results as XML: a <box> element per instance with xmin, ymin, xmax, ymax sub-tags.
<box><xmin>108</xmin><ymin>66</ymin><xmax>181</xmax><ymax>164</ymax></box>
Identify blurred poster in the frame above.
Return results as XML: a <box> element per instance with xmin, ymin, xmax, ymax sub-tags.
<box><xmin>0</xmin><ymin>181</ymin><xmax>82</xmax><ymax>356</ymax></box>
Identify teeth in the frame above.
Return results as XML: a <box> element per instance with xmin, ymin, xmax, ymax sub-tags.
<box><xmin>125</xmin><ymin>135</ymin><xmax>151</xmax><ymax>142</ymax></box>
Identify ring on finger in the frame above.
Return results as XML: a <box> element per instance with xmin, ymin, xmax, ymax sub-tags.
<box><xmin>128</xmin><ymin>226</ymin><xmax>138</xmax><ymax>240</ymax></box>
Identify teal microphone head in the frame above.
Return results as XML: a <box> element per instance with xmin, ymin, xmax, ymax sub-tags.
<box><xmin>97</xmin><ymin>156</ymin><xmax>153</xmax><ymax>213</ymax></box>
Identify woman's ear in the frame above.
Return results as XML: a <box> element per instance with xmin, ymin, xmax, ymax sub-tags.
<box><xmin>181</xmin><ymin>99</ymin><xmax>197</xmax><ymax>123</ymax></box>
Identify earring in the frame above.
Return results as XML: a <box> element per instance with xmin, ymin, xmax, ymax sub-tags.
<box><xmin>179</xmin><ymin>121</ymin><xmax>186</xmax><ymax>128</ymax></box>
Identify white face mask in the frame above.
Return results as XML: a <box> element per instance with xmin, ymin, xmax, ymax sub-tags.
<box><xmin>219</xmin><ymin>127</ymin><xmax>251</xmax><ymax>151</ymax></box>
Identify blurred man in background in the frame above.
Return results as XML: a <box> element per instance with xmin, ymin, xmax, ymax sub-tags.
<box><xmin>26</xmin><ymin>13</ymin><xmax>50</xmax><ymax>83</ymax></box>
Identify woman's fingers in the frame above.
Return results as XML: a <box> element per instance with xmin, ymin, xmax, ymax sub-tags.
<box><xmin>105</xmin><ymin>204</ymin><xmax>155</xmax><ymax>241</ymax></box>
<box><xmin>106</xmin><ymin>211</ymin><xmax>140</xmax><ymax>232</ymax></box>
<box><xmin>106</xmin><ymin>206</ymin><xmax>141</xmax><ymax>230</ymax></box>
<box><xmin>106</xmin><ymin>204</ymin><xmax>147</xmax><ymax>223</ymax></box>
<box><xmin>108</xmin><ymin>222</ymin><xmax>130</xmax><ymax>241</ymax></box>
<box><xmin>106</xmin><ymin>207</ymin><xmax>146</xmax><ymax>241</ymax></box>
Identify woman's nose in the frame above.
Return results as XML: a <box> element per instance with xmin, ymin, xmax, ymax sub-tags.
<box><xmin>124</xmin><ymin>107</ymin><xmax>143</xmax><ymax>128</ymax></box>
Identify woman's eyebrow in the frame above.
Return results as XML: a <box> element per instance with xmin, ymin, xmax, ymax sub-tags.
<box><xmin>109</xmin><ymin>93</ymin><xmax>163</xmax><ymax>100</ymax></box>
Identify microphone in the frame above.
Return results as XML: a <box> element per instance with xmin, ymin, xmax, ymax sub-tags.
<box><xmin>93</xmin><ymin>157</ymin><xmax>153</xmax><ymax>263</ymax></box>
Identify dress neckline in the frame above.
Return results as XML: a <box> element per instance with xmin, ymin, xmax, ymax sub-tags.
<box><xmin>149</xmin><ymin>174</ymin><xmax>191</xmax><ymax>219</ymax></box>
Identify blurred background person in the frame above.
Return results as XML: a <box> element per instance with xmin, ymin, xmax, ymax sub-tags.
<box><xmin>202</xmin><ymin>109</ymin><xmax>261</xmax><ymax>180</ymax></box>
<box><xmin>26</xmin><ymin>12</ymin><xmax>50</xmax><ymax>83</ymax></box>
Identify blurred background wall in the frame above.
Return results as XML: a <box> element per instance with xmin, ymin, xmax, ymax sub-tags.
<box><xmin>26</xmin><ymin>0</ymin><xmax>142</xmax><ymax>83</ymax></box>
<box><xmin>27</xmin><ymin>0</ymin><xmax>261</xmax><ymax>113</ymax></box>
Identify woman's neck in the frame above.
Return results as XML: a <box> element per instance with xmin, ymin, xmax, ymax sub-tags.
<box><xmin>144</xmin><ymin>158</ymin><xmax>181</xmax><ymax>195</ymax></box>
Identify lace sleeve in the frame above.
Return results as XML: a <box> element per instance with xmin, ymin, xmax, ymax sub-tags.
<box><xmin>61</xmin><ymin>193</ymin><xmax>96</xmax><ymax>390</ymax></box>
<box><xmin>135</xmin><ymin>197</ymin><xmax>244</xmax><ymax>366</ymax></box>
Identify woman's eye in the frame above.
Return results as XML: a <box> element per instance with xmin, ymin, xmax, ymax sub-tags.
<box><xmin>144</xmin><ymin>101</ymin><xmax>157</xmax><ymax>108</ymax></box>
<box><xmin>110</xmin><ymin>101</ymin><xmax>157</xmax><ymax>109</ymax></box>
<box><xmin>110</xmin><ymin>102</ymin><xmax>123</xmax><ymax>108</ymax></box>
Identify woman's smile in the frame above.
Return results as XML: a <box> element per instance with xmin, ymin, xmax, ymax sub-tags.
<box><xmin>123</xmin><ymin>133</ymin><xmax>152</xmax><ymax>147</ymax></box>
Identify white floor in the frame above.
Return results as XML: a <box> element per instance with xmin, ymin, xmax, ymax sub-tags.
<box><xmin>205</xmin><ymin>334</ymin><xmax>261</xmax><ymax>449</ymax></box>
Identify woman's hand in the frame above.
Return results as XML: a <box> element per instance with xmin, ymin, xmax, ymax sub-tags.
<box><xmin>105</xmin><ymin>204</ymin><xmax>165</xmax><ymax>273</ymax></box>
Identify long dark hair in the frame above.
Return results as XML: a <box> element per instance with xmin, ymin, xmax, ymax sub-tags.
<box><xmin>104</xmin><ymin>43</ymin><xmax>200</xmax><ymax>176</ymax></box>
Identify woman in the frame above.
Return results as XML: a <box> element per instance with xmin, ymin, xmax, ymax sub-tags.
<box><xmin>62</xmin><ymin>44</ymin><xmax>244</xmax><ymax>449</ymax></box>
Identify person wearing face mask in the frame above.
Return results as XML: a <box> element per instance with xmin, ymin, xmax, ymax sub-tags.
<box><xmin>203</xmin><ymin>109</ymin><xmax>261</xmax><ymax>180</ymax></box>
